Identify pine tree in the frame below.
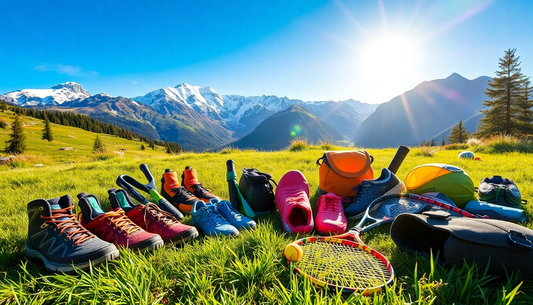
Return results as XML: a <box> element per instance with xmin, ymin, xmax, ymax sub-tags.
<box><xmin>441</xmin><ymin>138</ymin><xmax>446</xmax><ymax>146</ymax></box>
<box><xmin>515</xmin><ymin>80</ymin><xmax>533</xmax><ymax>136</ymax></box>
<box><xmin>430</xmin><ymin>138</ymin><xmax>436</xmax><ymax>146</ymax></box>
<box><xmin>141</xmin><ymin>144</ymin><xmax>145</xmax><ymax>150</ymax></box>
<box><xmin>477</xmin><ymin>48</ymin><xmax>529</xmax><ymax>137</ymax></box>
<box><xmin>93</xmin><ymin>135</ymin><xmax>106</xmax><ymax>153</ymax></box>
<box><xmin>42</xmin><ymin>114</ymin><xmax>54</xmax><ymax>142</ymax></box>
<box><xmin>0</xmin><ymin>120</ymin><xmax>7</xmax><ymax>129</ymax></box>
<box><xmin>449</xmin><ymin>120</ymin><xmax>469</xmax><ymax>144</ymax></box>
<box><xmin>5</xmin><ymin>115</ymin><xmax>26</xmax><ymax>154</ymax></box>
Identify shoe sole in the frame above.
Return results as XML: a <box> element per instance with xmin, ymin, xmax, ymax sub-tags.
<box><xmin>130</xmin><ymin>235</ymin><xmax>165</xmax><ymax>251</ymax></box>
<box><xmin>25</xmin><ymin>244</ymin><xmax>120</xmax><ymax>274</ymax></box>
<box><xmin>166</xmin><ymin>227</ymin><xmax>200</xmax><ymax>244</ymax></box>
<box><xmin>346</xmin><ymin>181</ymin><xmax>406</xmax><ymax>220</ymax></box>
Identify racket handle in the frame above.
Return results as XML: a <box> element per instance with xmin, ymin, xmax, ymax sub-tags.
<box><xmin>388</xmin><ymin>145</ymin><xmax>410</xmax><ymax>174</ymax></box>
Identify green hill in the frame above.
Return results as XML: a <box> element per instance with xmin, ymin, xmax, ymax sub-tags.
<box><xmin>0</xmin><ymin>132</ymin><xmax>532</xmax><ymax>303</ymax></box>
<box><xmin>0</xmin><ymin>109</ymin><xmax>170</xmax><ymax>167</ymax></box>
<box><xmin>232</xmin><ymin>105</ymin><xmax>344</xmax><ymax>150</ymax></box>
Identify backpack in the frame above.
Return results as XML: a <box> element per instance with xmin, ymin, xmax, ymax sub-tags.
<box><xmin>316</xmin><ymin>150</ymin><xmax>374</xmax><ymax>197</ymax></box>
<box><xmin>239</xmin><ymin>168</ymin><xmax>277</xmax><ymax>215</ymax></box>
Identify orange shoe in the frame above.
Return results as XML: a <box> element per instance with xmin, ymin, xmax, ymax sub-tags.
<box><xmin>160</xmin><ymin>169</ymin><xmax>199</xmax><ymax>213</ymax></box>
<box><xmin>181</xmin><ymin>166</ymin><xmax>219</xmax><ymax>203</ymax></box>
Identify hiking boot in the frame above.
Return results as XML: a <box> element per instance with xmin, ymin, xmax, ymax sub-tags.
<box><xmin>478</xmin><ymin>176</ymin><xmax>524</xmax><ymax>208</ymax></box>
<box><xmin>191</xmin><ymin>201</ymin><xmax>239</xmax><ymax>236</ymax></box>
<box><xmin>182</xmin><ymin>166</ymin><xmax>219</xmax><ymax>203</ymax></box>
<box><xmin>315</xmin><ymin>193</ymin><xmax>348</xmax><ymax>235</ymax></box>
<box><xmin>25</xmin><ymin>195</ymin><xmax>119</xmax><ymax>273</ymax></box>
<box><xmin>77</xmin><ymin>192</ymin><xmax>164</xmax><ymax>251</ymax></box>
<box><xmin>344</xmin><ymin>168</ymin><xmax>406</xmax><ymax>220</ymax></box>
<box><xmin>108</xmin><ymin>188</ymin><xmax>199</xmax><ymax>243</ymax></box>
<box><xmin>275</xmin><ymin>170</ymin><xmax>314</xmax><ymax>234</ymax></box>
<box><xmin>161</xmin><ymin>169</ymin><xmax>199</xmax><ymax>213</ymax></box>
<box><xmin>210</xmin><ymin>198</ymin><xmax>257</xmax><ymax>230</ymax></box>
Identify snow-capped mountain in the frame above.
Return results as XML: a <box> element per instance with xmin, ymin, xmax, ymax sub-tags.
<box><xmin>134</xmin><ymin>83</ymin><xmax>377</xmax><ymax>138</ymax></box>
<box><xmin>0</xmin><ymin>82</ymin><xmax>91</xmax><ymax>106</ymax></box>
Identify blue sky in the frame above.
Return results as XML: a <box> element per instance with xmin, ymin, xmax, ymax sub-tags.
<box><xmin>1</xmin><ymin>0</ymin><xmax>532</xmax><ymax>104</ymax></box>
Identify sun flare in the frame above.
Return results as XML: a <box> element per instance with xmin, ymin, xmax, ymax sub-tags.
<box><xmin>361</xmin><ymin>33</ymin><xmax>419</xmax><ymax>81</ymax></box>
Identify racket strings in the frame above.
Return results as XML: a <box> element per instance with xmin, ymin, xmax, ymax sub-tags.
<box><xmin>369</xmin><ymin>198</ymin><xmax>427</xmax><ymax>219</ymax></box>
<box><xmin>295</xmin><ymin>241</ymin><xmax>391</xmax><ymax>289</ymax></box>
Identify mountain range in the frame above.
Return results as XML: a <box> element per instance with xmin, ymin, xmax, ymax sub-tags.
<box><xmin>353</xmin><ymin>73</ymin><xmax>491</xmax><ymax>147</ymax></box>
<box><xmin>1</xmin><ymin>73</ymin><xmax>491</xmax><ymax>150</ymax></box>
<box><xmin>1</xmin><ymin>82</ymin><xmax>377</xmax><ymax>150</ymax></box>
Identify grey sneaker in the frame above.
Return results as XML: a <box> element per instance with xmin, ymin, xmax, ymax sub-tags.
<box><xmin>344</xmin><ymin>168</ymin><xmax>406</xmax><ymax>219</ymax></box>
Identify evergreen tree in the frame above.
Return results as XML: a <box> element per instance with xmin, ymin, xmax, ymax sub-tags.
<box><xmin>449</xmin><ymin>120</ymin><xmax>469</xmax><ymax>144</ymax></box>
<box><xmin>5</xmin><ymin>115</ymin><xmax>26</xmax><ymax>154</ymax></box>
<box><xmin>420</xmin><ymin>139</ymin><xmax>430</xmax><ymax>147</ymax></box>
<box><xmin>93</xmin><ymin>135</ymin><xmax>106</xmax><ymax>153</ymax></box>
<box><xmin>430</xmin><ymin>138</ymin><xmax>436</xmax><ymax>146</ymax></box>
<box><xmin>141</xmin><ymin>144</ymin><xmax>145</xmax><ymax>150</ymax></box>
<box><xmin>0</xmin><ymin>120</ymin><xmax>7</xmax><ymax>129</ymax></box>
<box><xmin>515</xmin><ymin>80</ymin><xmax>533</xmax><ymax>136</ymax></box>
<box><xmin>0</xmin><ymin>100</ymin><xmax>7</xmax><ymax>111</ymax></box>
<box><xmin>477</xmin><ymin>48</ymin><xmax>529</xmax><ymax>137</ymax></box>
<box><xmin>42</xmin><ymin>114</ymin><xmax>54</xmax><ymax>142</ymax></box>
<box><xmin>441</xmin><ymin>138</ymin><xmax>446</xmax><ymax>146</ymax></box>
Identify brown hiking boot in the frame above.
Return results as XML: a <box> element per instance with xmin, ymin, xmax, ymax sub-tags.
<box><xmin>181</xmin><ymin>166</ymin><xmax>219</xmax><ymax>203</ymax></box>
<box><xmin>160</xmin><ymin>169</ymin><xmax>200</xmax><ymax>213</ymax></box>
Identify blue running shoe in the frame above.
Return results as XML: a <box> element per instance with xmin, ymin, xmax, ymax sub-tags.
<box><xmin>210</xmin><ymin>199</ymin><xmax>257</xmax><ymax>230</ymax></box>
<box><xmin>344</xmin><ymin>168</ymin><xmax>406</xmax><ymax>220</ymax></box>
<box><xmin>191</xmin><ymin>201</ymin><xmax>239</xmax><ymax>236</ymax></box>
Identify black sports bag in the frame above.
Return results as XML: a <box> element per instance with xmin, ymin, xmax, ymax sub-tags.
<box><xmin>239</xmin><ymin>168</ymin><xmax>277</xmax><ymax>215</ymax></box>
<box><xmin>391</xmin><ymin>211</ymin><xmax>533</xmax><ymax>279</ymax></box>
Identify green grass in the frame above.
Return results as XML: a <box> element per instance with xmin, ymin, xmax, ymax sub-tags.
<box><xmin>1</xmin><ymin>114</ymin><xmax>532</xmax><ymax>304</ymax></box>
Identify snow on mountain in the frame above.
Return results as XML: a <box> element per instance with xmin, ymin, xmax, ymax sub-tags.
<box><xmin>0</xmin><ymin>82</ymin><xmax>91</xmax><ymax>106</ymax></box>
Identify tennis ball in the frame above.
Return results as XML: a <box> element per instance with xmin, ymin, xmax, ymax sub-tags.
<box><xmin>284</xmin><ymin>243</ymin><xmax>303</xmax><ymax>262</ymax></box>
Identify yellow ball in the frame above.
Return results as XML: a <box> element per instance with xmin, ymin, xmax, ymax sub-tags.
<box><xmin>284</xmin><ymin>243</ymin><xmax>303</xmax><ymax>262</ymax></box>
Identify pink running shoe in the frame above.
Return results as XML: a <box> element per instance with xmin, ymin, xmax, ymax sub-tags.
<box><xmin>315</xmin><ymin>193</ymin><xmax>348</xmax><ymax>235</ymax></box>
<box><xmin>275</xmin><ymin>170</ymin><xmax>314</xmax><ymax>234</ymax></box>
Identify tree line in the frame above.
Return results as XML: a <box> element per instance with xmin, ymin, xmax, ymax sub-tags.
<box><xmin>423</xmin><ymin>48</ymin><xmax>533</xmax><ymax>146</ymax></box>
<box><xmin>0</xmin><ymin>100</ymin><xmax>183</xmax><ymax>155</ymax></box>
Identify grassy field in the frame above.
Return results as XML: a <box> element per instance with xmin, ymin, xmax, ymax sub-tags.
<box><xmin>0</xmin><ymin>113</ymin><xmax>532</xmax><ymax>304</ymax></box>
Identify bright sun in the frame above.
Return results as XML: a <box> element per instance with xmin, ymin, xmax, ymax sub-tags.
<box><xmin>357</xmin><ymin>32</ymin><xmax>420</xmax><ymax>103</ymax></box>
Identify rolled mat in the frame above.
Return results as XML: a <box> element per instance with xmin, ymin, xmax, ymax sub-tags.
<box><xmin>465</xmin><ymin>200</ymin><xmax>526</xmax><ymax>223</ymax></box>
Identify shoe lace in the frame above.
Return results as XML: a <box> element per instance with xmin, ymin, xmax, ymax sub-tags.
<box><xmin>140</xmin><ymin>203</ymin><xmax>178</xmax><ymax>227</ymax></box>
<box><xmin>171</xmin><ymin>186</ymin><xmax>196</xmax><ymax>199</ymax></box>
<box><xmin>42</xmin><ymin>207</ymin><xmax>94</xmax><ymax>245</ymax></box>
<box><xmin>100</xmin><ymin>210</ymin><xmax>141</xmax><ymax>235</ymax></box>
<box><xmin>202</xmin><ymin>206</ymin><xmax>227</xmax><ymax>225</ymax></box>
<box><xmin>190</xmin><ymin>183</ymin><xmax>214</xmax><ymax>197</ymax></box>
<box><xmin>321</xmin><ymin>195</ymin><xmax>339</xmax><ymax>212</ymax></box>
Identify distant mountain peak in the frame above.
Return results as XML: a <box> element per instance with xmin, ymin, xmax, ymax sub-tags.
<box><xmin>446</xmin><ymin>72</ymin><xmax>466</xmax><ymax>80</ymax></box>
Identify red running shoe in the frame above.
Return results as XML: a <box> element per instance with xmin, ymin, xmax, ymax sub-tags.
<box><xmin>315</xmin><ymin>193</ymin><xmax>348</xmax><ymax>235</ymax></box>
<box><xmin>108</xmin><ymin>188</ymin><xmax>199</xmax><ymax>243</ymax></box>
<box><xmin>77</xmin><ymin>192</ymin><xmax>164</xmax><ymax>250</ymax></box>
<box><xmin>275</xmin><ymin>170</ymin><xmax>314</xmax><ymax>234</ymax></box>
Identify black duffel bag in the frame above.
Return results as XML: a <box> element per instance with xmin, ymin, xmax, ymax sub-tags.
<box><xmin>391</xmin><ymin>211</ymin><xmax>533</xmax><ymax>279</ymax></box>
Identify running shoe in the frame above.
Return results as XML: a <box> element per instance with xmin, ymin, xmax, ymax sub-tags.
<box><xmin>191</xmin><ymin>201</ymin><xmax>239</xmax><ymax>236</ymax></box>
<box><xmin>77</xmin><ymin>192</ymin><xmax>164</xmax><ymax>251</ymax></box>
<box><xmin>182</xmin><ymin>166</ymin><xmax>219</xmax><ymax>203</ymax></box>
<box><xmin>108</xmin><ymin>188</ymin><xmax>199</xmax><ymax>243</ymax></box>
<box><xmin>478</xmin><ymin>176</ymin><xmax>524</xmax><ymax>208</ymax></box>
<box><xmin>160</xmin><ymin>169</ymin><xmax>199</xmax><ymax>213</ymax></box>
<box><xmin>210</xmin><ymin>198</ymin><xmax>256</xmax><ymax>230</ymax></box>
<box><xmin>315</xmin><ymin>193</ymin><xmax>347</xmax><ymax>235</ymax></box>
<box><xmin>275</xmin><ymin>170</ymin><xmax>314</xmax><ymax>234</ymax></box>
<box><xmin>344</xmin><ymin>168</ymin><xmax>406</xmax><ymax>220</ymax></box>
<box><xmin>25</xmin><ymin>195</ymin><xmax>119</xmax><ymax>273</ymax></box>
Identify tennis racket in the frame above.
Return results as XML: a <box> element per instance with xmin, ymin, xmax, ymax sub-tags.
<box><xmin>403</xmin><ymin>193</ymin><xmax>478</xmax><ymax>218</ymax></box>
<box><xmin>290</xmin><ymin>193</ymin><xmax>428</xmax><ymax>294</ymax></box>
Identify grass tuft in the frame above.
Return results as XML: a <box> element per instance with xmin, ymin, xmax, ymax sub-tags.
<box><xmin>413</xmin><ymin>147</ymin><xmax>438</xmax><ymax>157</ymax></box>
<box><xmin>289</xmin><ymin>138</ymin><xmax>308</xmax><ymax>152</ymax></box>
